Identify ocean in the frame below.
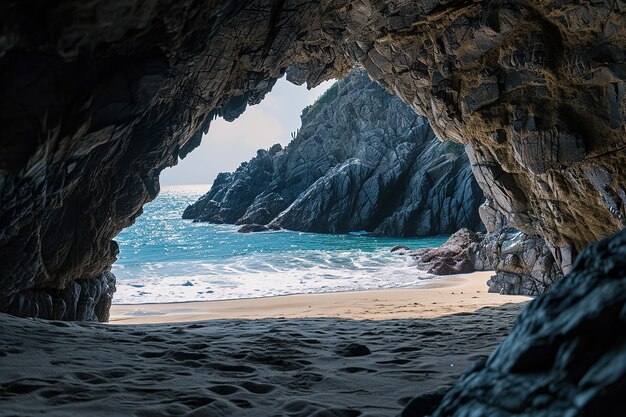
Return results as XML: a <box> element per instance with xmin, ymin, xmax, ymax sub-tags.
<box><xmin>111</xmin><ymin>185</ymin><xmax>448</xmax><ymax>304</ymax></box>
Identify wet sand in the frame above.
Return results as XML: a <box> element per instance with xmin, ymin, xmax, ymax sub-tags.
<box><xmin>110</xmin><ymin>271</ymin><xmax>529</xmax><ymax>323</ymax></box>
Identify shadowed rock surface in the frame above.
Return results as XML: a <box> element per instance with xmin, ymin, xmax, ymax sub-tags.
<box><xmin>184</xmin><ymin>70</ymin><xmax>484</xmax><ymax>236</ymax></box>
<box><xmin>414</xmin><ymin>229</ymin><xmax>626</xmax><ymax>417</ymax></box>
<box><xmin>477</xmin><ymin>198</ymin><xmax>563</xmax><ymax>295</ymax></box>
<box><xmin>481</xmin><ymin>232</ymin><xmax>564</xmax><ymax>296</ymax></box>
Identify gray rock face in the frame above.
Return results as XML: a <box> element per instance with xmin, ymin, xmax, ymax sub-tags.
<box><xmin>185</xmin><ymin>70</ymin><xmax>484</xmax><ymax>236</ymax></box>
<box><xmin>183</xmin><ymin>146</ymin><xmax>280</xmax><ymax>224</ymax></box>
<box><xmin>475</xmin><ymin>199</ymin><xmax>564</xmax><ymax>295</ymax></box>
<box><xmin>0</xmin><ymin>272</ymin><xmax>115</xmax><ymax>322</ymax></box>
<box><xmin>418</xmin><ymin>229</ymin><xmax>626</xmax><ymax>417</ymax></box>
<box><xmin>408</xmin><ymin>200</ymin><xmax>563</xmax><ymax>295</ymax></box>
<box><xmin>481</xmin><ymin>228</ymin><xmax>564</xmax><ymax>296</ymax></box>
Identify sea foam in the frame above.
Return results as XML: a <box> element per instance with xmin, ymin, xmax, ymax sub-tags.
<box><xmin>112</xmin><ymin>185</ymin><xmax>448</xmax><ymax>304</ymax></box>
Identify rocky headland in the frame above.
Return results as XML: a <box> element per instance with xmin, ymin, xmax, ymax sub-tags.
<box><xmin>184</xmin><ymin>69</ymin><xmax>484</xmax><ymax>237</ymax></box>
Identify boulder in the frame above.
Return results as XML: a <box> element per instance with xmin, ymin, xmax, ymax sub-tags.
<box><xmin>410</xmin><ymin>229</ymin><xmax>484</xmax><ymax>275</ymax></box>
<box><xmin>237</xmin><ymin>224</ymin><xmax>271</xmax><ymax>233</ymax></box>
<box><xmin>390</xmin><ymin>245</ymin><xmax>411</xmax><ymax>253</ymax></box>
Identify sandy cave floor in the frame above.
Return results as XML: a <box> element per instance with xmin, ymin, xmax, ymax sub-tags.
<box><xmin>0</xmin><ymin>272</ymin><xmax>530</xmax><ymax>417</ymax></box>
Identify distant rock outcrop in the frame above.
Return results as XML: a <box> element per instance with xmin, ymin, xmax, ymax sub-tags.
<box><xmin>184</xmin><ymin>69</ymin><xmax>484</xmax><ymax>237</ymax></box>
<box><xmin>405</xmin><ymin>199</ymin><xmax>563</xmax><ymax>296</ymax></box>
<box><xmin>410</xmin><ymin>229</ymin><xmax>484</xmax><ymax>276</ymax></box>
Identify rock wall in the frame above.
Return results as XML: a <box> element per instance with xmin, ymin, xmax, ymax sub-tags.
<box><xmin>0</xmin><ymin>1</ymin><xmax>623</xmax><ymax>321</ymax></box>
<box><xmin>403</xmin><ymin>199</ymin><xmax>563</xmax><ymax>295</ymax></box>
<box><xmin>184</xmin><ymin>69</ymin><xmax>484</xmax><ymax>236</ymax></box>
<box><xmin>478</xmin><ymin>199</ymin><xmax>563</xmax><ymax>295</ymax></box>
<box><xmin>411</xmin><ymin>228</ymin><xmax>626</xmax><ymax>417</ymax></box>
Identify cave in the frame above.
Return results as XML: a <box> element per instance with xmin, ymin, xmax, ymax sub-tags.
<box><xmin>1</xmin><ymin>1</ymin><xmax>625</xmax><ymax>416</ymax></box>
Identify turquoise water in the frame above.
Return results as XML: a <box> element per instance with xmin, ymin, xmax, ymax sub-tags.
<box><xmin>112</xmin><ymin>185</ymin><xmax>448</xmax><ymax>304</ymax></box>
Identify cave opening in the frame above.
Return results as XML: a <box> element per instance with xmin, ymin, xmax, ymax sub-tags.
<box><xmin>109</xmin><ymin>71</ymin><xmax>477</xmax><ymax>309</ymax></box>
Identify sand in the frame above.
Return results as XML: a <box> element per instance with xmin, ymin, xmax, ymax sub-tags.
<box><xmin>110</xmin><ymin>271</ymin><xmax>529</xmax><ymax>323</ymax></box>
<box><xmin>0</xmin><ymin>272</ymin><xmax>531</xmax><ymax>417</ymax></box>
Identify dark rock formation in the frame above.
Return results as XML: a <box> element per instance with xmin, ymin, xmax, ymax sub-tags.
<box><xmin>390</xmin><ymin>245</ymin><xmax>411</xmax><ymax>253</ymax></box>
<box><xmin>185</xmin><ymin>69</ymin><xmax>484</xmax><ymax>236</ymax></box>
<box><xmin>481</xmin><ymin>229</ymin><xmax>564</xmax><ymax>296</ymax></box>
<box><xmin>0</xmin><ymin>0</ymin><xmax>623</xmax><ymax>326</ymax></box>
<box><xmin>0</xmin><ymin>273</ymin><xmax>115</xmax><ymax>322</ymax></box>
<box><xmin>237</xmin><ymin>223</ymin><xmax>273</xmax><ymax>233</ymax></box>
<box><xmin>418</xmin><ymin>229</ymin><xmax>626</xmax><ymax>417</ymax></box>
<box><xmin>184</xmin><ymin>147</ymin><xmax>281</xmax><ymax>224</ymax></box>
<box><xmin>410</xmin><ymin>229</ymin><xmax>484</xmax><ymax>275</ymax></box>
<box><xmin>406</xmin><ymin>199</ymin><xmax>564</xmax><ymax>295</ymax></box>
<box><xmin>0</xmin><ymin>2</ymin><xmax>624</xmax><ymax>417</ymax></box>
<box><xmin>478</xmin><ymin>199</ymin><xmax>564</xmax><ymax>295</ymax></box>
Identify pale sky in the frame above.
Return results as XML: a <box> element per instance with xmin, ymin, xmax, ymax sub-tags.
<box><xmin>160</xmin><ymin>76</ymin><xmax>336</xmax><ymax>185</ymax></box>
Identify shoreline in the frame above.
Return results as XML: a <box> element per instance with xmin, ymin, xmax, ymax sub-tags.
<box><xmin>110</xmin><ymin>271</ymin><xmax>532</xmax><ymax>324</ymax></box>
<box><xmin>112</xmin><ymin>273</ymin><xmax>454</xmax><ymax>306</ymax></box>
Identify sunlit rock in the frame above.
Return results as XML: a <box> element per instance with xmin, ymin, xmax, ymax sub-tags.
<box><xmin>185</xmin><ymin>70</ymin><xmax>484</xmax><ymax>236</ymax></box>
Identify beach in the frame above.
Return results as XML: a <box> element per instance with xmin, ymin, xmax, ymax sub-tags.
<box><xmin>0</xmin><ymin>271</ymin><xmax>531</xmax><ymax>416</ymax></box>
<box><xmin>110</xmin><ymin>271</ymin><xmax>529</xmax><ymax>323</ymax></box>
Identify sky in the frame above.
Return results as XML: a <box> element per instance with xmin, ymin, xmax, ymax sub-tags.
<box><xmin>160</xmin><ymin>76</ymin><xmax>336</xmax><ymax>185</ymax></box>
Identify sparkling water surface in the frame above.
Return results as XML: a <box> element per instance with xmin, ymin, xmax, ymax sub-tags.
<box><xmin>112</xmin><ymin>185</ymin><xmax>448</xmax><ymax>304</ymax></box>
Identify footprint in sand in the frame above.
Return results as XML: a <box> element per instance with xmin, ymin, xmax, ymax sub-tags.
<box><xmin>208</xmin><ymin>384</ymin><xmax>240</xmax><ymax>395</ymax></box>
<box><xmin>240</xmin><ymin>381</ymin><xmax>276</xmax><ymax>394</ymax></box>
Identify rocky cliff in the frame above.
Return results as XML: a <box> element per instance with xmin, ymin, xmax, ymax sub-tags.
<box><xmin>183</xmin><ymin>69</ymin><xmax>484</xmax><ymax>236</ymax></box>
<box><xmin>406</xmin><ymin>222</ymin><xmax>563</xmax><ymax>296</ymax></box>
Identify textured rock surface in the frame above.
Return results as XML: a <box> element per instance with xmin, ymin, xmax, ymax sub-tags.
<box><xmin>184</xmin><ymin>69</ymin><xmax>484</xmax><ymax>236</ymax></box>
<box><xmin>0</xmin><ymin>2</ymin><xmax>624</xmax><ymax>320</ymax></box>
<box><xmin>237</xmin><ymin>223</ymin><xmax>274</xmax><ymax>233</ymax></box>
<box><xmin>418</xmin><ymin>229</ymin><xmax>626</xmax><ymax>417</ymax></box>
<box><xmin>477</xmin><ymin>199</ymin><xmax>564</xmax><ymax>295</ymax></box>
<box><xmin>0</xmin><ymin>3</ymin><xmax>625</xmax><ymax>416</ymax></box>
<box><xmin>481</xmin><ymin>227</ymin><xmax>564</xmax><ymax>296</ymax></box>
<box><xmin>408</xmin><ymin>200</ymin><xmax>564</xmax><ymax>295</ymax></box>
<box><xmin>410</xmin><ymin>229</ymin><xmax>485</xmax><ymax>275</ymax></box>
<box><xmin>0</xmin><ymin>273</ymin><xmax>115</xmax><ymax>322</ymax></box>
